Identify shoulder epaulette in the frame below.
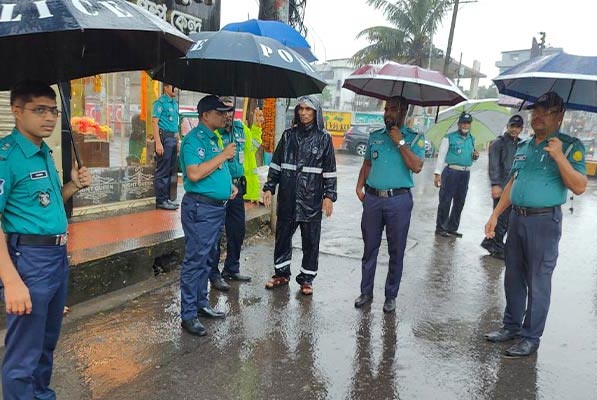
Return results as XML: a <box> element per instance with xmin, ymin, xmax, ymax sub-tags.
<box><xmin>0</xmin><ymin>136</ymin><xmax>16</xmax><ymax>161</ymax></box>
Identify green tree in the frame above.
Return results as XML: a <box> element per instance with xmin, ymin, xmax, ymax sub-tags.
<box><xmin>352</xmin><ymin>0</ymin><xmax>451</xmax><ymax>67</ymax></box>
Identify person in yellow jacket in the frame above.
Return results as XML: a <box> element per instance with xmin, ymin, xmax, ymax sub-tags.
<box><xmin>243</xmin><ymin>108</ymin><xmax>264</xmax><ymax>202</ymax></box>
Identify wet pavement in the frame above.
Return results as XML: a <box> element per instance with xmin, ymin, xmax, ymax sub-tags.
<box><xmin>3</xmin><ymin>152</ymin><xmax>597</xmax><ymax>399</ymax></box>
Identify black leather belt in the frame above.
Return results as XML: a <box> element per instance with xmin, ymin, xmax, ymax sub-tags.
<box><xmin>8</xmin><ymin>233</ymin><xmax>68</xmax><ymax>246</ymax></box>
<box><xmin>187</xmin><ymin>193</ymin><xmax>227</xmax><ymax>207</ymax></box>
<box><xmin>365</xmin><ymin>185</ymin><xmax>410</xmax><ymax>198</ymax></box>
<box><xmin>159</xmin><ymin>130</ymin><xmax>177</xmax><ymax>137</ymax></box>
<box><xmin>513</xmin><ymin>206</ymin><xmax>557</xmax><ymax>216</ymax></box>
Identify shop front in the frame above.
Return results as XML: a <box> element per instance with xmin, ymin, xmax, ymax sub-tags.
<box><xmin>68</xmin><ymin>0</ymin><xmax>221</xmax><ymax>215</ymax></box>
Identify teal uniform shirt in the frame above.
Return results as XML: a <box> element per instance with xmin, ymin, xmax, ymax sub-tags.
<box><xmin>216</xmin><ymin>120</ymin><xmax>246</xmax><ymax>179</ymax></box>
<box><xmin>510</xmin><ymin>132</ymin><xmax>586</xmax><ymax>207</ymax></box>
<box><xmin>0</xmin><ymin>129</ymin><xmax>67</xmax><ymax>235</ymax></box>
<box><xmin>365</xmin><ymin>126</ymin><xmax>426</xmax><ymax>189</ymax></box>
<box><xmin>180</xmin><ymin>123</ymin><xmax>232</xmax><ymax>201</ymax></box>
<box><xmin>444</xmin><ymin>131</ymin><xmax>476</xmax><ymax>167</ymax></box>
<box><xmin>152</xmin><ymin>94</ymin><xmax>179</xmax><ymax>133</ymax></box>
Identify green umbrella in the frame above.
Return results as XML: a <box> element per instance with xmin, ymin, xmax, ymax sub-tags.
<box><xmin>425</xmin><ymin>99</ymin><xmax>512</xmax><ymax>150</ymax></box>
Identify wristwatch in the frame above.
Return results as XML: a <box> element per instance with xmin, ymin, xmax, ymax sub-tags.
<box><xmin>397</xmin><ymin>139</ymin><xmax>406</xmax><ymax>148</ymax></box>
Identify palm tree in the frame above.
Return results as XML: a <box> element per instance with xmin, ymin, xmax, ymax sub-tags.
<box><xmin>352</xmin><ymin>0</ymin><xmax>451</xmax><ymax>67</ymax></box>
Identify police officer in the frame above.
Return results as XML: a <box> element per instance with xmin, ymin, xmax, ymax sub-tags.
<box><xmin>0</xmin><ymin>81</ymin><xmax>91</xmax><ymax>399</ymax></box>
<box><xmin>354</xmin><ymin>96</ymin><xmax>425</xmax><ymax>313</ymax></box>
<box><xmin>434</xmin><ymin>112</ymin><xmax>479</xmax><ymax>237</ymax></box>
<box><xmin>481</xmin><ymin>114</ymin><xmax>524</xmax><ymax>259</ymax></box>
<box><xmin>179</xmin><ymin>95</ymin><xmax>236</xmax><ymax>336</ymax></box>
<box><xmin>484</xmin><ymin>92</ymin><xmax>587</xmax><ymax>357</ymax></box>
<box><xmin>152</xmin><ymin>83</ymin><xmax>179</xmax><ymax>210</ymax></box>
<box><xmin>208</xmin><ymin>97</ymin><xmax>252</xmax><ymax>292</ymax></box>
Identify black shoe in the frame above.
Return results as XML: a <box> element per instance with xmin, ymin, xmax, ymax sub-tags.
<box><xmin>156</xmin><ymin>201</ymin><xmax>178</xmax><ymax>210</ymax></box>
<box><xmin>222</xmin><ymin>271</ymin><xmax>252</xmax><ymax>282</ymax></box>
<box><xmin>447</xmin><ymin>231</ymin><xmax>463</xmax><ymax>238</ymax></box>
<box><xmin>383</xmin><ymin>298</ymin><xmax>396</xmax><ymax>313</ymax></box>
<box><xmin>491</xmin><ymin>251</ymin><xmax>505</xmax><ymax>260</ymax></box>
<box><xmin>167</xmin><ymin>199</ymin><xmax>180</xmax><ymax>207</ymax></box>
<box><xmin>210</xmin><ymin>277</ymin><xmax>230</xmax><ymax>292</ymax></box>
<box><xmin>504</xmin><ymin>339</ymin><xmax>539</xmax><ymax>357</ymax></box>
<box><xmin>484</xmin><ymin>328</ymin><xmax>520</xmax><ymax>342</ymax></box>
<box><xmin>481</xmin><ymin>240</ymin><xmax>496</xmax><ymax>254</ymax></box>
<box><xmin>181</xmin><ymin>318</ymin><xmax>207</xmax><ymax>336</ymax></box>
<box><xmin>435</xmin><ymin>229</ymin><xmax>450</xmax><ymax>237</ymax></box>
<box><xmin>198</xmin><ymin>306</ymin><xmax>226</xmax><ymax>319</ymax></box>
<box><xmin>354</xmin><ymin>294</ymin><xmax>373</xmax><ymax>308</ymax></box>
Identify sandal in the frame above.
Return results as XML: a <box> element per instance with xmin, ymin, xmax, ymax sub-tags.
<box><xmin>300</xmin><ymin>283</ymin><xmax>313</xmax><ymax>296</ymax></box>
<box><xmin>265</xmin><ymin>275</ymin><xmax>290</xmax><ymax>289</ymax></box>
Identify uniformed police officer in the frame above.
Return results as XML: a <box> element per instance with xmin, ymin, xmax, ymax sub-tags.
<box><xmin>207</xmin><ymin>97</ymin><xmax>252</xmax><ymax>292</ymax></box>
<box><xmin>354</xmin><ymin>96</ymin><xmax>425</xmax><ymax>313</ymax></box>
<box><xmin>152</xmin><ymin>84</ymin><xmax>180</xmax><ymax>210</ymax></box>
<box><xmin>0</xmin><ymin>81</ymin><xmax>91</xmax><ymax>399</ymax></box>
<box><xmin>178</xmin><ymin>95</ymin><xmax>236</xmax><ymax>336</ymax></box>
<box><xmin>434</xmin><ymin>112</ymin><xmax>479</xmax><ymax>237</ymax></box>
<box><xmin>484</xmin><ymin>92</ymin><xmax>587</xmax><ymax>357</ymax></box>
<box><xmin>481</xmin><ymin>114</ymin><xmax>524</xmax><ymax>259</ymax></box>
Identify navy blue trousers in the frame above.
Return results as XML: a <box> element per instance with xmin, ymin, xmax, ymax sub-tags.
<box><xmin>502</xmin><ymin>207</ymin><xmax>562</xmax><ymax>343</ymax></box>
<box><xmin>2</xmin><ymin>237</ymin><xmax>69</xmax><ymax>400</ymax></box>
<box><xmin>180</xmin><ymin>194</ymin><xmax>225</xmax><ymax>321</ymax></box>
<box><xmin>481</xmin><ymin>197</ymin><xmax>511</xmax><ymax>252</ymax></box>
<box><xmin>209</xmin><ymin>194</ymin><xmax>246</xmax><ymax>279</ymax></box>
<box><xmin>436</xmin><ymin>168</ymin><xmax>470</xmax><ymax>232</ymax></box>
<box><xmin>360</xmin><ymin>191</ymin><xmax>413</xmax><ymax>299</ymax></box>
<box><xmin>154</xmin><ymin>133</ymin><xmax>178</xmax><ymax>204</ymax></box>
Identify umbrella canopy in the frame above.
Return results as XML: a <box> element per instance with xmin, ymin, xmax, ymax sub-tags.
<box><xmin>0</xmin><ymin>0</ymin><xmax>193</xmax><ymax>90</ymax></box>
<box><xmin>221</xmin><ymin>19</ymin><xmax>317</xmax><ymax>62</ymax></box>
<box><xmin>149</xmin><ymin>31</ymin><xmax>326</xmax><ymax>98</ymax></box>
<box><xmin>493</xmin><ymin>52</ymin><xmax>597</xmax><ymax>112</ymax></box>
<box><xmin>425</xmin><ymin>99</ymin><xmax>512</xmax><ymax>149</ymax></box>
<box><xmin>342</xmin><ymin>61</ymin><xmax>467</xmax><ymax>106</ymax></box>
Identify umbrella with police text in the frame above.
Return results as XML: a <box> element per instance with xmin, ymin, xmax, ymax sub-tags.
<box><xmin>342</xmin><ymin>61</ymin><xmax>467</xmax><ymax>106</ymax></box>
<box><xmin>149</xmin><ymin>30</ymin><xmax>326</xmax><ymax>98</ymax></box>
<box><xmin>0</xmin><ymin>0</ymin><xmax>194</xmax><ymax>165</ymax></box>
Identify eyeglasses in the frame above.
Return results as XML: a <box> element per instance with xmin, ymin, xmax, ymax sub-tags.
<box><xmin>17</xmin><ymin>106</ymin><xmax>62</xmax><ymax>117</ymax></box>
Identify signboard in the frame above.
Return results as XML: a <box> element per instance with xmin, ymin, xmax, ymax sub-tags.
<box><xmin>354</xmin><ymin>112</ymin><xmax>384</xmax><ymax>126</ymax></box>
<box><xmin>133</xmin><ymin>0</ymin><xmax>221</xmax><ymax>35</ymax></box>
<box><xmin>323</xmin><ymin>111</ymin><xmax>351</xmax><ymax>136</ymax></box>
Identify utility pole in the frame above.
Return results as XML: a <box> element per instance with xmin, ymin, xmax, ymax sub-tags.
<box><xmin>443</xmin><ymin>0</ymin><xmax>459</xmax><ymax>77</ymax></box>
<box><xmin>260</xmin><ymin>0</ymin><xmax>290</xmax><ymax>231</ymax></box>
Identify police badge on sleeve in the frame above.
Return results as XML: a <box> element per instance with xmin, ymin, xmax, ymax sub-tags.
<box><xmin>38</xmin><ymin>192</ymin><xmax>51</xmax><ymax>207</ymax></box>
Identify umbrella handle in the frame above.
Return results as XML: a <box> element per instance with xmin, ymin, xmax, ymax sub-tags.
<box><xmin>58</xmin><ymin>82</ymin><xmax>83</xmax><ymax>168</ymax></box>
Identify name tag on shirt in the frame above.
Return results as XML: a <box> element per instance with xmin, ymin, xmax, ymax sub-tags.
<box><xmin>514</xmin><ymin>155</ymin><xmax>526</xmax><ymax>162</ymax></box>
<box><xmin>30</xmin><ymin>171</ymin><xmax>48</xmax><ymax>180</ymax></box>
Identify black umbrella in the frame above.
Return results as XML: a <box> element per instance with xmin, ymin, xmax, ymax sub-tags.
<box><xmin>149</xmin><ymin>30</ymin><xmax>326</xmax><ymax>98</ymax></box>
<box><xmin>0</xmin><ymin>0</ymin><xmax>193</xmax><ymax>165</ymax></box>
<box><xmin>0</xmin><ymin>0</ymin><xmax>192</xmax><ymax>89</ymax></box>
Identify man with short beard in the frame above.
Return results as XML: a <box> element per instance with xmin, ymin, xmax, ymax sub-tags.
<box><xmin>434</xmin><ymin>112</ymin><xmax>480</xmax><ymax>237</ymax></box>
<box><xmin>353</xmin><ymin>96</ymin><xmax>425</xmax><ymax>313</ymax></box>
<box><xmin>262</xmin><ymin>96</ymin><xmax>337</xmax><ymax>296</ymax></box>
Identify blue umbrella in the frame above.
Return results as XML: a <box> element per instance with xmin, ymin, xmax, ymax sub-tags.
<box><xmin>149</xmin><ymin>31</ymin><xmax>325</xmax><ymax>98</ymax></box>
<box><xmin>221</xmin><ymin>19</ymin><xmax>317</xmax><ymax>62</ymax></box>
<box><xmin>493</xmin><ymin>52</ymin><xmax>597</xmax><ymax>112</ymax></box>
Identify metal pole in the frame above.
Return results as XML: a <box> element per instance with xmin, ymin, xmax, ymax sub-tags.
<box><xmin>443</xmin><ymin>0</ymin><xmax>459</xmax><ymax>76</ymax></box>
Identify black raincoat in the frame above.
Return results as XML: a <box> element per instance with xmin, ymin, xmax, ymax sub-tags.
<box><xmin>263</xmin><ymin>97</ymin><xmax>337</xmax><ymax>222</ymax></box>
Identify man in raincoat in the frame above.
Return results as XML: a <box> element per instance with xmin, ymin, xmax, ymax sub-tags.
<box><xmin>243</xmin><ymin>108</ymin><xmax>264</xmax><ymax>202</ymax></box>
<box><xmin>262</xmin><ymin>96</ymin><xmax>337</xmax><ymax>295</ymax></box>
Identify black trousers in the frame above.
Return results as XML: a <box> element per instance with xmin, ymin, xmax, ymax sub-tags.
<box><xmin>209</xmin><ymin>194</ymin><xmax>246</xmax><ymax>278</ymax></box>
<box><xmin>154</xmin><ymin>133</ymin><xmax>178</xmax><ymax>204</ymax></box>
<box><xmin>436</xmin><ymin>168</ymin><xmax>470</xmax><ymax>232</ymax></box>
<box><xmin>481</xmin><ymin>197</ymin><xmax>511</xmax><ymax>252</ymax></box>
<box><xmin>273</xmin><ymin>219</ymin><xmax>321</xmax><ymax>284</ymax></box>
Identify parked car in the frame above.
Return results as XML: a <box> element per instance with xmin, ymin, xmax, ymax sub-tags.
<box><xmin>343</xmin><ymin>124</ymin><xmax>435</xmax><ymax>158</ymax></box>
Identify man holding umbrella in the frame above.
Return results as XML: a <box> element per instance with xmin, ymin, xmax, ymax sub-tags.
<box><xmin>481</xmin><ymin>114</ymin><xmax>524</xmax><ymax>259</ymax></box>
<box><xmin>484</xmin><ymin>92</ymin><xmax>587</xmax><ymax>357</ymax></box>
<box><xmin>354</xmin><ymin>96</ymin><xmax>425</xmax><ymax>313</ymax></box>
<box><xmin>0</xmin><ymin>81</ymin><xmax>91</xmax><ymax>399</ymax></box>
<box><xmin>434</xmin><ymin>112</ymin><xmax>479</xmax><ymax>237</ymax></box>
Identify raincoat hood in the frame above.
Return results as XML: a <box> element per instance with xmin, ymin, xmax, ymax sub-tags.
<box><xmin>293</xmin><ymin>95</ymin><xmax>325</xmax><ymax>131</ymax></box>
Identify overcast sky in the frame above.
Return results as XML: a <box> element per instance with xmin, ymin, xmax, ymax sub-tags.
<box><xmin>221</xmin><ymin>0</ymin><xmax>597</xmax><ymax>86</ymax></box>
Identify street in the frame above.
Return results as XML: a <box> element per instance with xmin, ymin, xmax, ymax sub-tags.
<box><xmin>7</xmin><ymin>151</ymin><xmax>597</xmax><ymax>400</ymax></box>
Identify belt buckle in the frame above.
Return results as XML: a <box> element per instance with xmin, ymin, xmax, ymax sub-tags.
<box><xmin>378</xmin><ymin>189</ymin><xmax>389</xmax><ymax>198</ymax></box>
<box><xmin>516</xmin><ymin>207</ymin><xmax>527</xmax><ymax>216</ymax></box>
<box><xmin>223</xmin><ymin>200</ymin><xmax>228</xmax><ymax>207</ymax></box>
<box><xmin>58</xmin><ymin>234</ymin><xmax>68</xmax><ymax>246</ymax></box>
